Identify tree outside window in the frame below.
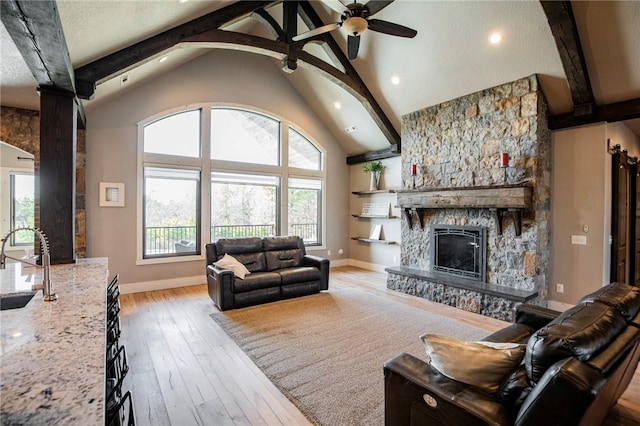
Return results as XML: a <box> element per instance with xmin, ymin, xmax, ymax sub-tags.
<box><xmin>10</xmin><ymin>173</ymin><xmax>35</xmax><ymax>245</ymax></box>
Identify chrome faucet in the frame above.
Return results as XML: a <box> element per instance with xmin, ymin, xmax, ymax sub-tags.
<box><xmin>0</xmin><ymin>227</ymin><xmax>58</xmax><ymax>302</ymax></box>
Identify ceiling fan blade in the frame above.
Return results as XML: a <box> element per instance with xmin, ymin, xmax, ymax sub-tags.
<box><xmin>367</xmin><ymin>19</ymin><xmax>417</xmax><ymax>38</ymax></box>
<box><xmin>365</xmin><ymin>0</ymin><xmax>394</xmax><ymax>16</ymax></box>
<box><xmin>292</xmin><ymin>22</ymin><xmax>341</xmax><ymax>42</ymax></box>
<box><xmin>348</xmin><ymin>34</ymin><xmax>360</xmax><ymax>60</ymax></box>
<box><xmin>323</xmin><ymin>0</ymin><xmax>348</xmax><ymax>14</ymax></box>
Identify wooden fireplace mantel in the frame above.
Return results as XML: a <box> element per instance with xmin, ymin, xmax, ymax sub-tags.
<box><xmin>396</xmin><ymin>184</ymin><xmax>532</xmax><ymax>236</ymax></box>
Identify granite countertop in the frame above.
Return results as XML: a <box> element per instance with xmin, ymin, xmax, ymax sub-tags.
<box><xmin>0</xmin><ymin>258</ymin><xmax>109</xmax><ymax>425</ymax></box>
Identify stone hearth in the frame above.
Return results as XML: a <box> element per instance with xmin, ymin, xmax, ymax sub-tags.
<box><xmin>387</xmin><ymin>75</ymin><xmax>551</xmax><ymax>320</ymax></box>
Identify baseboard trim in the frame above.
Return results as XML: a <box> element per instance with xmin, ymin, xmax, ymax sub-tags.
<box><xmin>329</xmin><ymin>259</ymin><xmax>350</xmax><ymax>267</ymax></box>
<box><xmin>347</xmin><ymin>259</ymin><xmax>394</xmax><ymax>273</ymax></box>
<box><xmin>120</xmin><ymin>260</ymin><xmax>393</xmax><ymax>294</ymax></box>
<box><xmin>120</xmin><ymin>275</ymin><xmax>205</xmax><ymax>294</ymax></box>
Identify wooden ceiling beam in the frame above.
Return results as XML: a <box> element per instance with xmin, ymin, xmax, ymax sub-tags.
<box><xmin>74</xmin><ymin>0</ymin><xmax>274</xmax><ymax>99</ymax></box>
<box><xmin>346</xmin><ymin>145</ymin><xmax>400</xmax><ymax>165</ymax></box>
<box><xmin>296</xmin><ymin>0</ymin><xmax>401</xmax><ymax>148</ymax></box>
<box><xmin>181</xmin><ymin>30</ymin><xmax>375</xmax><ymax>105</ymax></box>
<box><xmin>548</xmin><ymin>98</ymin><xmax>640</xmax><ymax>130</ymax></box>
<box><xmin>1</xmin><ymin>0</ymin><xmax>86</xmax><ymax>128</ymax></box>
<box><xmin>540</xmin><ymin>1</ymin><xmax>595</xmax><ymax>111</ymax></box>
<box><xmin>250</xmin><ymin>9</ymin><xmax>285</xmax><ymax>41</ymax></box>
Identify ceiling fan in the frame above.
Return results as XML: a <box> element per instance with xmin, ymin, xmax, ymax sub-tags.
<box><xmin>292</xmin><ymin>0</ymin><xmax>417</xmax><ymax>60</ymax></box>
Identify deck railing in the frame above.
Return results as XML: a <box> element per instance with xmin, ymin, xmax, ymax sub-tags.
<box><xmin>145</xmin><ymin>222</ymin><xmax>319</xmax><ymax>254</ymax></box>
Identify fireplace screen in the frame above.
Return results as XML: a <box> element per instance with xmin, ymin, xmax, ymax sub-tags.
<box><xmin>430</xmin><ymin>225</ymin><xmax>486</xmax><ymax>282</ymax></box>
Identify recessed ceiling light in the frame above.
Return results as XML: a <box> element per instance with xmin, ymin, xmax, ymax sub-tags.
<box><xmin>178</xmin><ymin>0</ymin><xmax>189</xmax><ymax>3</ymax></box>
<box><xmin>489</xmin><ymin>32</ymin><xmax>502</xmax><ymax>44</ymax></box>
<box><xmin>159</xmin><ymin>56</ymin><xmax>168</xmax><ymax>63</ymax></box>
<box><xmin>334</xmin><ymin>102</ymin><xmax>342</xmax><ymax>109</ymax></box>
<box><xmin>390</xmin><ymin>76</ymin><xmax>400</xmax><ymax>85</ymax></box>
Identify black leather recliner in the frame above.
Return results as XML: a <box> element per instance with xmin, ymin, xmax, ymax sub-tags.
<box><xmin>383</xmin><ymin>282</ymin><xmax>640</xmax><ymax>425</ymax></box>
<box><xmin>205</xmin><ymin>236</ymin><xmax>329</xmax><ymax>310</ymax></box>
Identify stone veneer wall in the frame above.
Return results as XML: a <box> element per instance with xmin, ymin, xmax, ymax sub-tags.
<box><xmin>1</xmin><ymin>106</ymin><xmax>86</xmax><ymax>258</ymax></box>
<box><xmin>389</xmin><ymin>75</ymin><xmax>551</xmax><ymax>318</ymax></box>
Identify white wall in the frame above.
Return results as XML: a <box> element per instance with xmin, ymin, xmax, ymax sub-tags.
<box><xmin>85</xmin><ymin>50</ymin><xmax>349</xmax><ymax>288</ymax></box>
<box><xmin>348</xmin><ymin>156</ymin><xmax>401</xmax><ymax>271</ymax></box>
<box><xmin>550</xmin><ymin>122</ymin><xmax>640</xmax><ymax>306</ymax></box>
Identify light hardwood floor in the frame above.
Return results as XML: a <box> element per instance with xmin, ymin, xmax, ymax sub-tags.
<box><xmin>119</xmin><ymin>266</ymin><xmax>640</xmax><ymax>426</ymax></box>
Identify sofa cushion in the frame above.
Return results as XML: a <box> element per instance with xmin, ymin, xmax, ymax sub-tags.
<box><xmin>265</xmin><ymin>249</ymin><xmax>303</xmax><ymax>271</ymax></box>
<box><xmin>496</xmin><ymin>364</ymin><xmax>530</xmax><ymax>409</ymax></box>
<box><xmin>578</xmin><ymin>282</ymin><xmax>640</xmax><ymax>322</ymax></box>
<box><xmin>263</xmin><ymin>236</ymin><xmax>302</xmax><ymax>251</ymax></box>
<box><xmin>525</xmin><ymin>302</ymin><xmax>627</xmax><ymax>384</ymax></box>
<box><xmin>233</xmin><ymin>271</ymin><xmax>281</xmax><ymax>293</ymax></box>
<box><xmin>215</xmin><ymin>237</ymin><xmax>263</xmax><ymax>257</ymax></box>
<box><xmin>278</xmin><ymin>266</ymin><xmax>321</xmax><ymax>285</ymax></box>
<box><xmin>233</xmin><ymin>252</ymin><xmax>267</xmax><ymax>273</ymax></box>
<box><xmin>420</xmin><ymin>334</ymin><xmax>526</xmax><ymax>394</ymax></box>
<box><xmin>213</xmin><ymin>254</ymin><xmax>250</xmax><ymax>279</ymax></box>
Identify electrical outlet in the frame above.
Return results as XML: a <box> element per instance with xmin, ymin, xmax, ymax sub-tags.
<box><xmin>393</xmin><ymin>256</ymin><xmax>397</xmax><ymax>262</ymax></box>
<box><xmin>556</xmin><ymin>283</ymin><xmax>564</xmax><ymax>293</ymax></box>
<box><xmin>327</xmin><ymin>250</ymin><xmax>331</xmax><ymax>256</ymax></box>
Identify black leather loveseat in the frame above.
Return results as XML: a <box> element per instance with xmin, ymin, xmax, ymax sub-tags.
<box><xmin>384</xmin><ymin>282</ymin><xmax>640</xmax><ymax>425</ymax></box>
<box><xmin>205</xmin><ymin>236</ymin><xmax>329</xmax><ymax>311</ymax></box>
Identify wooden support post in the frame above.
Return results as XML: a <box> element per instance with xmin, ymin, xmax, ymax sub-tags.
<box><xmin>39</xmin><ymin>87</ymin><xmax>76</xmax><ymax>264</ymax></box>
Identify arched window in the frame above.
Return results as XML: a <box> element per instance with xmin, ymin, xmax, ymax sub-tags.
<box><xmin>137</xmin><ymin>105</ymin><xmax>325</xmax><ymax>263</ymax></box>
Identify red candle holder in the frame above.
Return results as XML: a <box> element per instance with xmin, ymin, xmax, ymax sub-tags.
<box><xmin>500</xmin><ymin>153</ymin><xmax>509</xmax><ymax>168</ymax></box>
<box><xmin>411</xmin><ymin>164</ymin><xmax>417</xmax><ymax>176</ymax></box>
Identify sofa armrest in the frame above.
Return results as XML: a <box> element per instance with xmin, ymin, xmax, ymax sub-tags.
<box><xmin>206</xmin><ymin>264</ymin><xmax>234</xmax><ymax>311</ymax></box>
<box><xmin>304</xmin><ymin>255</ymin><xmax>329</xmax><ymax>291</ymax></box>
<box><xmin>383</xmin><ymin>353</ymin><xmax>511</xmax><ymax>426</ymax></box>
<box><xmin>514</xmin><ymin>304</ymin><xmax>560</xmax><ymax>329</ymax></box>
<box><xmin>515</xmin><ymin>358</ymin><xmax>606</xmax><ymax>425</ymax></box>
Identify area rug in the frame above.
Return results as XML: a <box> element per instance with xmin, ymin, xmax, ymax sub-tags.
<box><xmin>210</xmin><ymin>287</ymin><xmax>488</xmax><ymax>425</ymax></box>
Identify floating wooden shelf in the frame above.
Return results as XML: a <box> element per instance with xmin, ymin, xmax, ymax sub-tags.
<box><xmin>351</xmin><ymin>214</ymin><xmax>399</xmax><ymax>219</ymax></box>
<box><xmin>352</xmin><ymin>189</ymin><xmax>397</xmax><ymax>195</ymax></box>
<box><xmin>396</xmin><ymin>184</ymin><xmax>532</xmax><ymax>236</ymax></box>
<box><xmin>351</xmin><ymin>237</ymin><xmax>397</xmax><ymax>245</ymax></box>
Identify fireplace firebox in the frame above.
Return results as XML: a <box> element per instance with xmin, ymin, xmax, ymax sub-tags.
<box><xmin>430</xmin><ymin>225</ymin><xmax>486</xmax><ymax>282</ymax></box>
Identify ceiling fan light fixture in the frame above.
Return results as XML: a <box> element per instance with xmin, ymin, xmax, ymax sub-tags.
<box><xmin>343</xmin><ymin>17</ymin><xmax>368</xmax><ymax>36</ymax></box>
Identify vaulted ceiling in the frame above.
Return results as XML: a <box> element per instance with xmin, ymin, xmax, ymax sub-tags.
<box><xmin>1</xmin><ymin>0</ymin><xmax>639</xmax><ymax>158</ymax></box>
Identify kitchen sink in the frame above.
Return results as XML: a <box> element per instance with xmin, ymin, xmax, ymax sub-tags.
<box><xmin>0</xmin><ymin>292</ymin><xmax>35</xmax><ymax>310</ymax></box>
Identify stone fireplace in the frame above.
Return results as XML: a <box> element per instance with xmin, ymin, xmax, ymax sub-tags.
<box><xmin>386</xmin><ymin>75</ymin><xmax>551</xmax><ymax>320</ymax></box>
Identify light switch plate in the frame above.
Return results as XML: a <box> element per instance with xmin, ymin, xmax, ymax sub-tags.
<box><xmin>571</xmin><ymin>235</ymin><xmax>587</xmax><ymax>245</ymax></box>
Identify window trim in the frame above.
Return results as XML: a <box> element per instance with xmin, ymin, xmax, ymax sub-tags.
<box><xmin>136</xmin><ymin>103</ymin><xmax>327</xmax><ymax>265</ymax></box>
<box><xmin>9</xmin><ymin>172</ymin><xmax>35</xmax><ymax>247</ymax></box>
<box><xmin>142</xmin><ymin>165</ymin><xmax>202</xmax><ymax>260</ymax></box>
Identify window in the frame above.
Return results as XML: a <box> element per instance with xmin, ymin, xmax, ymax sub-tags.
<box><xmin>289</xmin><ymin>128</ymin><xmax>322</xmax><ymax>170</ymax></box>
<box><xmin>138</xmin><ymin>105</ymin><xmax>325</xmax><ymax>263</ymax></box>
<box><xmin>288</xmin><ymin>178</ymin><xmax>321</xmax><ymax>245</ymax></box>
<box><xmin>144</xmin><ymin>110</ymin><xmax>201</xmax><ymax>158</ymax></box>
<box><xmin>143</xmin><ymin>167</ymin><xmax>200</xmax><ymax>258</ymax></box>
<box><xmin>211</xmin><ymin>173</ymin><xmax>279</xmax><ymax>239</ymax></box>
<box><xmin>10</xmin><ymin>173</ymin><xmax>35</xmax><ymax>245</ymax></box>
<box><xmin>211</xmin><ymin>109</ymin><xmax>279</xmax><ymax>165</ymax></box>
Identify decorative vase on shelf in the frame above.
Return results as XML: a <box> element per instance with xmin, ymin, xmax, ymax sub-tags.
<box><xmin>362</xmin><ymin>161</ymin><xmax>384</xmax><ymax>191</ymax></box>
<box><xmin>369</xmin><ymin>170</ymin><xmax>381</xmax><ymax>191</ymax></box>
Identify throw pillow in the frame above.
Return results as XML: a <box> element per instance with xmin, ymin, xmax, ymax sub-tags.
<box><xmin>214</xmin><ymin>254</ymin><xmax>251</xmax><ymax>279</ymax></box>
<box><xmin>420</xmin><ymin>333</ymin><xmax>526</xmax><ymax>394</ymax></box>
